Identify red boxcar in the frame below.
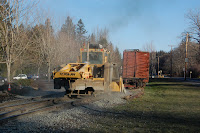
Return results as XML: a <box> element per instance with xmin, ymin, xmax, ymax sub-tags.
<box><xmin>122</xmin><ymin>49</ymin><xmax>149</xmax><ymax>88</ymax></box>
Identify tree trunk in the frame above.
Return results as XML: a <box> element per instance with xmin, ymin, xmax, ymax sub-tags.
<box><xmin>37</xmin><ymin>66</ymin><xmax>40</xmax><ymax>76</ymax></box>
<box><xmin>6</xmin><ymin>62</ymin><xmax>11</xmax><ymax>83</ymax></box>
<box><xmin>48</xmin><ymin>58</ymin><xmax>51</xmax><ymax>82</ymax></box>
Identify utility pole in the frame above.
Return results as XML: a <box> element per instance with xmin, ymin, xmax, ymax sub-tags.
<box><xmin>185</xmin><ymin>33</ymin><xmax>189</xmax><ymax>80</ymax></box>
<box><xmin>168</xmin><ymin>45</ymin><xmax>175</xmax><ymax>77</ymax></box>
<box><xmin>157</xmin><ymin>56</ymin><xmax>159</xmax><ymax>77</ymax></box>
<box><xmin>87</xmin><ymin>42</ymin><xmax>90</xmax><ymax>62</ymax></box>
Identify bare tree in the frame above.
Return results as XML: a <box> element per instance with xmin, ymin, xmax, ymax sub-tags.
<box><xmin>142</xmin><ymin>41</ymin><xmax>156</xmax><ymax>76</ymax></box>
<box><xmin>186</xmin><ymin>9</ymin><xmax>200</xmax><ymax>42</ymax></box>
<box><xmin>91</xmin><ymin>27</ymin><xmax>109</xmax><ymax>48</ymax></box>
<box><xmin>0</xmin><ymin>0</ymin><xmax>39</xmax><ymax>82</ymax></box>
<box><xmin>186</xmin><ymin>9</ymin><xmax>200</xmax><ymax>65</ymax></box>
<box><xmin>36</xmin><ymin>18</ymin><xmax>56</xmax><ymax>82</ymax></box>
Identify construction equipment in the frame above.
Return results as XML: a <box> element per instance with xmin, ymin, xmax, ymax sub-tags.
<box><xmin>52</xmin><ymin>43</ymin><xmax>125</xmax><ymax>96</ymax></box>
<box><xmin>158</xmin><ymin>70</ymin><xmax>164</xmax><ymax>78</ymax></box>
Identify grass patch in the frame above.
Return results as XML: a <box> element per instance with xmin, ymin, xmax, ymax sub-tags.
<box><xmin>85</xmin><ymin>79</ymin><xmax>200</xmax><ymax>133</ymax></box>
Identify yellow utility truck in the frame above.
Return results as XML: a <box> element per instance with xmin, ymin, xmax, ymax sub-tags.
<box><xmin>52</xmin><ymin>44</ymin><xmax>124</xmax><ymax>96</ymax></box>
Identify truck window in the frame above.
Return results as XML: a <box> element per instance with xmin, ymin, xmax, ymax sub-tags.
<box><xmin>82</xmin><ymin>52</ymin><xmax>103</xmax><ymax>64</ymax></box>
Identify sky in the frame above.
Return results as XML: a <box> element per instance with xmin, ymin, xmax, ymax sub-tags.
<box><xmin>39</xmin><ymin>0</ymin><xmax>200</xmax><ymax>53</ymax></box>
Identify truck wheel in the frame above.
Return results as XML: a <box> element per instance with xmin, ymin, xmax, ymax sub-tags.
<box><xmin>64</xmin><ymin>80</ymin><xmax>70</xmax><ymax>94</ymax></box>
<box><xmin>54</xmin><ymin>84</ymin><xmax>61</xmax><ymax>89</ymax></box>
<box><xmin>54</xmin><ymin>79</ymin><xmax>61</xmax><ymax>89</ymax></box>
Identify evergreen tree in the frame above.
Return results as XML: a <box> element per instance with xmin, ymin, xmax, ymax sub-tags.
<box><xmin>90</xmin><ymin>33</ymin><xmax>96</xmax><ymax>44</ymax></box>
<box><xmin>98</xmin><ymin>37</ymin><xmax>108</xmax><ymax>48</ymax></box>
<box><xmin>76</xmin><ymin>19</ymin><xmax>87</xmax><ymax>44</ymax></box>
<box><xmin>61</xmin><ymin>16</ymin><xmax>76</xmax><ymax>39</ymax></box>
<box><xmin>45</xmin><ymin>18</ymin><xmax>53</xmax><ymax>34</ymax></box>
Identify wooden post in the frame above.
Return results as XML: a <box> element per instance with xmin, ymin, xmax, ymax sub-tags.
<box><xmin>185</xmin><ymin>33</ymin><xmax>189</xmax><ymax>80</ymax></box>
<box><xmin>87</xmin><ymin>42</ymin><xmax>90</xmax><ymax>62</ymax></box>
<box><xmin>158</xmin><ymin>56</ymin><xmax>159</xmax><ymax>77</ymax></box>
<box><xmin>168</xmin><ymin>45</ymin><xmax>175</xmax><ymax>77</ymax></box>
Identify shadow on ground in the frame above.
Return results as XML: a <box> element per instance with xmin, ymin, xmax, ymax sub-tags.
<box><xmin>79</xmin><ymin>105</ymin><xmax>200</xmax><ymax>132</ymax></box>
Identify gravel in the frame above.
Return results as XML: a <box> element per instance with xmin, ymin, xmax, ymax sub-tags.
<box><xmin>0</xmin><ymin>92</ymin><xmax>18</xmax><ymax>103</ymax></box>
<box><xmin>0</xmin><ymin>89</ymin><xmax>137</xmax><ymax>133</ymax></box>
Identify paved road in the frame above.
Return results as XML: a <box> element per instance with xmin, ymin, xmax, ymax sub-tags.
<box><xmin>151</xmin><ymin>77</ymin><xmax>200</xmax><ymax>87</ymax></box>
<box><xmin>171</xmin><ymin>77</ymin><xmax>200</xmax><ymax>81</ymax></box>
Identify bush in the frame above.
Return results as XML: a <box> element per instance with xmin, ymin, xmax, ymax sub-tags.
<box><xmin>14</xmin><ymin>79</ymin><xmax>33</xmax><ymax>86</ymax></box>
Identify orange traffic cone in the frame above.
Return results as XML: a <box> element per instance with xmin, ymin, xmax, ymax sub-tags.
<box><xmin>8</xmin><ymin>83</ymin><xmax>11</xmax><ymax>91</ymax></box>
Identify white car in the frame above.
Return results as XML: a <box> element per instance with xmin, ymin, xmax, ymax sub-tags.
<box><xmin>13</xmin><ymin>74</ymin><xmax>28</xmax><ymax>80</ymax></box>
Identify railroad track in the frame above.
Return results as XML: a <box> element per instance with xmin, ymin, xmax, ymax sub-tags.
<box><xmin>0</xmin><ymin>93</ymin><xmax>102</xmax><ymax>125</ymax></box>
<box><xmin>0</xmin><ymin>91</ymin><xmax>65</xmax><ymax>107</ymax></box>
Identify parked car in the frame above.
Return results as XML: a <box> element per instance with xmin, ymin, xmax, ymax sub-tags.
<box><xmin>32</xmin><ymin>74</ymin><xmax>39</xmax><ymax>80</ymax></box>
<box><xmin>0</xmin><ymin>76</ymin><xmax>5</xmax><ymax>83</ymax></box>
<box><xmin>13</xmin><ymin>74</ymin><xmax>28</xmax><ymax>80</ymax></box>
<box><xmin>27</xmin><ymin>75</ymin><xmax>33</xmax><ymax>79</ymax></box>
